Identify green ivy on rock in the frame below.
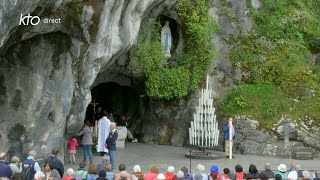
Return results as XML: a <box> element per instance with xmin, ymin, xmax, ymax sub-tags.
<box><xmin>220</xmin><ymin>0</ymin><xmax>320</xmax><ymax>127</ymax></box>
<box><xmin>129</xmin><ymin>0</ymin><xmax>216</xmax><ymax>99</ymax></box>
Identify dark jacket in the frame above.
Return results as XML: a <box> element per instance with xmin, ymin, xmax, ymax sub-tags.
<box><xmin>223</xmin><ymin>122</ymin><xmax>236</xmax><ymax>140</ymax></box>
<box><xmin>44</xmin><ymin>155</ymin><xmax>64</xmax><ymax>177</ymax></box>
<box><xmin>261</xmin><ymin>169</ymin><xmax>274</xmax><ymax>178</ymax></box>
<box><xmin>183</xmin><ymin>173</ymin><xmax>193</xmax><ymax>180</ymax></box>
<box><xmin>0</xmin><ymin>160</ymin><xmax>13</xmax><ymax>178</ymax></box>
<box><xmin>244</xmin><ymin>172</ymin><xmax>260</xmax><ymax>180</ymax></box>
<box><xmin>106</xmin><ymin>130</ymin><xmax>118</xmax><ymax>151</ymax></box>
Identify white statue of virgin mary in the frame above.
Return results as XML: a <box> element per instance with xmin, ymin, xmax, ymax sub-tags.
<box><xmin>161</xmin><ymin>21</ymin><xmax>172</xmax><ymax>58</ymax></box>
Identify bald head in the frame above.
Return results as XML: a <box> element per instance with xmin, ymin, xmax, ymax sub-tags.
<box><xmin>34</xmin><ymin>171</ymin><xmax>45</xmax><ymax>180</ymax></box>
<box><xmin>265</xmin><ymin>163</ymin><xmax>271</xmax><ymax>170</ymax></box>
<box><xmin>0</xmin><ymin>153</ymin><xmax>6</xmax><ymax>160</ymax></box>
<box><xmin>120</xmin><ymin>171</ymin><xmax>128</xmax><ymax>180</ymax></box>
<box><xmin>29</xmin><ymin>150</ymin><xmax>37</xmax><ymax>157</ymax></box>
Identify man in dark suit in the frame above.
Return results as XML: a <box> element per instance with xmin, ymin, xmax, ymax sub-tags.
<box><xmin>105</xmin><ymin>123</ymin><xmax>118</xmax><ymax>170</ymax></box>
<box><xmin>44</xmin><ymin>148</ymin><xmax>64</xmax><ymax>177</ymax></box>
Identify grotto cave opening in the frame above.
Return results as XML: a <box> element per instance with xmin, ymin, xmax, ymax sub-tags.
<box><xmin>85</xmin><ymin>82</ymin><xmax>141</xmax><ymax>138</ymax></box>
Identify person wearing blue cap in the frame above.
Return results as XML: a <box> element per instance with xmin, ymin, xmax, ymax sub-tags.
<box><xmin>209</xmin><ymin>165</ymin><xmax>221</xmax><ymax>180</ymax></box>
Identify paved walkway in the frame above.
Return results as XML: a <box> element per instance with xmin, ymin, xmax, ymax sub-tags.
<box><xmin>64</xmin><ymin>143</ymin><xmax>320</xmax><ymax>174</ymax></box>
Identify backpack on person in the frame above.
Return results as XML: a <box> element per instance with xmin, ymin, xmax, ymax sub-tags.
<box><xmin>74</xmin><ymin>170</ymin><xmax>87</xmax><ymax>180</ymax></box>
<box><xmin>21</xmin><ymin>159</ymin><xmax>36</xmax><ymax>180</ymax></box>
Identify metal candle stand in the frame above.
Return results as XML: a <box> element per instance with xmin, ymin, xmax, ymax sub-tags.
<box><xmin>185</xmin><ymin>75</ymin><xmax>223</xmax><ymax>169</ymax></box>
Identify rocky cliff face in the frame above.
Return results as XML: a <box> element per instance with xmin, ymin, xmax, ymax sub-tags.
<box><xmin>234</xmin><ymin>116</ymin><xmax>320</xmax><ymax>159</ymax></box>
<box><xmin>0</xmin><ymin>0</ymin><xmax>177</xmax><ymax>158</ymax></box>
<box><xmin>141</xmin><ymin>0</ymin><xmax>255</xmax><ymax>147</ymax></box>
<box><xmin>139</xmin><ymin>0</ymin><xmax>320</xmax><ymax>160</ymax></box>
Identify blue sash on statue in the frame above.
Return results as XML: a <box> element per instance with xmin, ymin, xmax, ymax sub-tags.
<box><xmin>165</xmin><ymin>33</ymin><xmax>169</xmax><ymax>51</ymax></box>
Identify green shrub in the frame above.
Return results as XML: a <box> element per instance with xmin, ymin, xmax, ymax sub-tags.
<box><xmin>219</xmin><ymin>84</ymin><xmax>292</xmax><ymax>127</ymax></box>
<box><xmin>224</xmin><ymin>0</ymin><xmax>320</xmax><ymax>127</ymax></box>
<box><xmin>146</xmin><ymin>67</ymin><xmax>190</xmax><ymax>99</ymax></box>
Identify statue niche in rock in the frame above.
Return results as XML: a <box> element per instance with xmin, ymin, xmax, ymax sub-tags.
<box><xmin>161</xmin><ymin>21</ymin><xmax>172</xmax><ymax>58</ymax></box>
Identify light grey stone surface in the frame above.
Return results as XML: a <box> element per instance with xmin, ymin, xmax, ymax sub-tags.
<box><xmin>234</xmin><ymin>117</ymin><xmax>319</xmax><ymax>159</ymax></box>
<box><xmin>0</xmin><ymin>0</ymin><xmax>178</xmax><ymax>159</ymax></box>
<box><xmin>0</xmin><ymin>33</ymin><xmax>74</xmax><ymax>158</ymax></box>
<box><xmin>116</xmin><ymin>126</ymin><xmax>127</xmax><ymax>148</ymax></box>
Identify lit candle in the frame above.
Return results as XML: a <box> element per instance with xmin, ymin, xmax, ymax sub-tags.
<box><xmin>189</xmin><ymin>128</ymin><xmax>192</xmax><ymax>145</ymax></box>
<box><xmin>216</xmin><ymin>131</ymin><xmax>220</xmax><ymax>146</ymax></box>
<box><xmin>206</xmin><ymin>75</ymin><xmax>209</xmax><ymax>90</ymax></box>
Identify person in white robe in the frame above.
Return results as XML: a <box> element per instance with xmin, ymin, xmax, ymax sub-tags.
<box><xmin>97</xmin><ymin>111</ymin><xmax>111</xmax><ymax>155</ymax></box>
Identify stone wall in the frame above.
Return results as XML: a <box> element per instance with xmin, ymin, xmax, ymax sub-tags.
<box><xmin>116</xmin><ymin>126</ymin><xmax>127</xmax><ymax>149</ymax></box>
<box><xmin>234</xmin><ymin>116</ymin><xmax>320</xmax><ymax>159</ymax></box>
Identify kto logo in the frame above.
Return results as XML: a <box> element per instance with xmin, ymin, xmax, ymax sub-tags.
<box><xmin>19</xmin><ymin>14</ymin><xmax>40</xmax><ymax>26</ymax></box>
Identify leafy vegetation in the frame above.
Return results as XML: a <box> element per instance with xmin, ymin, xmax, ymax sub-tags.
<box><xmin>129</xmin><ymin>0</ymin><xmax>216</xmax><ymax>99</ymax></box>
<box><xmin>220</xmin><ymin>0</ymin><xmax>320</xmax><ymax>127</ymax></box>
<box><xmin>220</xmin><ymin>84</ymin><xmax>292</xmax><ymax>127</ymax></box>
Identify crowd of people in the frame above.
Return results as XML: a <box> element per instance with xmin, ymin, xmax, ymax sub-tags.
<box><xmin>1</xmin><ymin>147</ymin><xmax>320</xmax><ymax>180</ymax></box>
<box><xmin>0</xmin><ymin>148</ymin><xmax>64</xmax><ymax>180</ymax></box>
<box><xmin>1</xmin><ymin>116</ymin><xmax>319</xmax><ymax>180</ymax></box>
<box><xmin>0</xmin><ymin>116</ymin><xmax>119</xmax><ymax>180</ymax></box>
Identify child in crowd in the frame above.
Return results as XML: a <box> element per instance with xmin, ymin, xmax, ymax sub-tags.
<box><xmin>223</xmin><ymin>168</ymin><xmax>230</xmax><ymax>180</ymax></box>
<box><xmin>67</xmin><ymin>136</ymin><xmax>78</xmax><ymax>164</ymax></box>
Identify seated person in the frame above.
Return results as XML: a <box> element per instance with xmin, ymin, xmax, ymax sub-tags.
<box><xmin>127</xmin><ymin>129</ymin><xmax>138</xmax><ymax>143</ymax></box>
<box><xmin>118</xmin><ymin>115</ymin><xmax>138</xmax><ymax>143</ymax></box>
<box><xmin>115</xmin><ymin>164</ymin><xmax>131</xmax><ymax>180</ymax></box>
